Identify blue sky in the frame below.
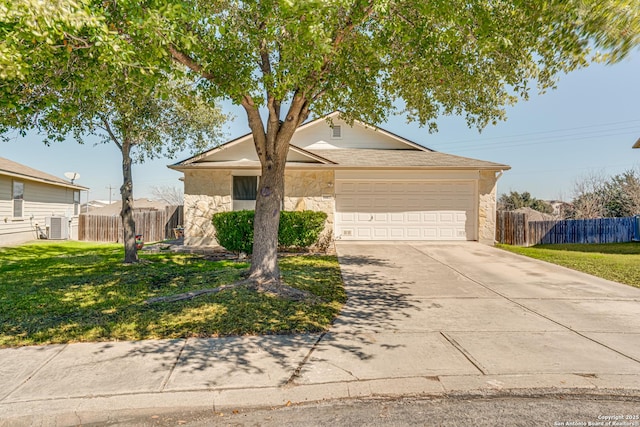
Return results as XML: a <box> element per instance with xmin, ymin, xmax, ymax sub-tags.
<box><xmin>1</xmin><ymin>51</ymin><xmax>639</xmax><ymax>203</ymax></box>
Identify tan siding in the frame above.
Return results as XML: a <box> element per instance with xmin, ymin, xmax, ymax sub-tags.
<box><xmin>0</xmin><ymin>175</ymin><xmax>11</xmax><ymax>201</ymax></box>
<box><xmin>0</xmin><ymin>179</ymin><xmax>79</xmax><ymax>245</ymax></box>
<box><xmin>292</xmin><ymin>118</ymin><xmax>413</xmax><ymax>150</ymax></box>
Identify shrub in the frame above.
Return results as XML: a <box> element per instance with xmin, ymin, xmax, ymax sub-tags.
<box><xmin>212</xmin><ymin>210</ymin><xmax>254</xmax><ymax>253</ymax></box>
<box><xmin>212</xmin><ymin>210</ymin><xmax>328</xmax><ymax>253</ymax></box>
<box><xmin>279</xmin><ymin>211</ymin><xmax>328</xmax><ymax>249</ymax></box>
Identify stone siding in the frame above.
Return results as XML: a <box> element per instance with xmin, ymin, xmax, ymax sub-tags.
<box><xmin>183</xmin><ymin>170</ymin><xmax>231</xmax><ymax>246</ymax></box>
<box><xmin>478</xmin><ymin>170</ymin><xmax>498</xmax><ymax>245</ymax></box>
<box><xmin>183</xmin><ymin>169</ymin><xmax>336</xmax><ymax>247</ymax></box>
<box><xmin>284</xmin><ymin>170</ymin><xmax>335</xmax><ymax>249</ymax></box>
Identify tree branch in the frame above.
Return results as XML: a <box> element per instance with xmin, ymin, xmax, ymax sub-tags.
<box><xmin>168</xmin><ymin>44</ymin><xmax>215</xmax><ymax>82</ymax></box>
<box><xmin>98</xmin><ymin>115</ymin><xmax>122</xmax><ymax>151</ymax></box>
<box><xmin>241</xmin><ymin>97</ymin><xmax>267</xmax><ymax>163</ymax></box>
<box><xmin>306</xmin><ymin>1</ymin><xmax>376</xmax><ymax>100</ymax></box>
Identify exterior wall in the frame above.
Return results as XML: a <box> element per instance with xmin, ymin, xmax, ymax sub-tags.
<box><xmin>292</xmin><ymin>117</ymin><xmax>412</xmax><ymax>150</ymax></box>
<box><xmin>183</xmin><ymin>169</ymin><xmax>336</xmax><ymax>247</ymax></box>
<box><xmin>0</xmin><ymin>175</ymin><xmax>81</xmax><ymax>246</ymax></box>
<box><xmin>478</xmin><ymin>170</ymin><xmax>499</xmax><ymax>245</ymax></box>
<box><xmin>183</xmin><ymin>169</ymin><xmax>232</xmax><ymax>246</ymax></box>
<box><xmin>284</xmin><ymin>170</ymin><xmax>335</xmax><ymax>249</ymax></box>
<box><xmin>182</xmin><ymin>167</ymin><xmax>499</xmax><ymax>247</ymax></box>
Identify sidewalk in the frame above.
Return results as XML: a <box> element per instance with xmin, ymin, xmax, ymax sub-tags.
<box><xmin>3</xmin><ymin>335</ymin><xmax>639</xmax><ymax>425</ymax></box>
<box><xmin>2</xmin><ymin>242</ymin><xmax>640</xmax><ymax>425</ymax></box>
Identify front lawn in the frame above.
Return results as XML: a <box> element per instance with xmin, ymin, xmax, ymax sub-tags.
<box><xmin>0</xmin><ymin>241</ymin><xmax>346</xmax><ymax>347</ymax></box>
<box><xmin>498</xmin><ymin>242</ymin><xmax>640</xmax><ymax>288</ymax></box>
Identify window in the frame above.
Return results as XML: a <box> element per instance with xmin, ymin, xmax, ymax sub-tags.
<box><xmin>12</xmin><ymin>181</ymin><xmax>24</xmax><ymax>218</ymax></box>
<box><xmin>233</xmin><ymin>176</ymin><xmax>257</xmax><ymax>200</ymax></box>
<box><xmin>233</xmin><ymin>176</ymin><xmax>258</xmax><ymax>210</ymax></box>
<box><xmin>331</xmin><ymin>125</ymin><xmax>342</xmax><ymax>139</ymax></box>
<box><xmin>73</xmin><ymin>190</ymin><xmax>80</xmax><ymax>216</ymax></box>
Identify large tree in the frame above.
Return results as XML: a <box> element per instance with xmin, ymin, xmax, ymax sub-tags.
<box><xmin>4</xmin><ymin>0</ymin><xmax>639</xmax><ymax>290</ymax></box>
<box><xmin>32</xmin><ymin>72</ymin><xmax>227</xmax><ymax>263</ymax></box>
<box><xmin>157</xmin><ymin>0</ymin><xmax>639</xmax><ymax>289</ymax></box>
<box><xmin>498</xmin><ymin>191</ymin><xmax>554</xmax><ymax>214</ymax></box>
<box><xmin>1</xmin><ymin>1</ymin><xmax>227</xmax><ymax>263</ymax></box>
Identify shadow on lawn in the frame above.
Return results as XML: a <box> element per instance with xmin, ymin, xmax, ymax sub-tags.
<box><xmin>112</xmin><ymin>254</ymin><xmax>421</xmax><ymax>387</ymax></box>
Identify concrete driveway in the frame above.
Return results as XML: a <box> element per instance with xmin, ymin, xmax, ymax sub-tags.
<box><xmin>3</xmin><ymin>242</ymin><xmax>640</xmax><ymax>423</ymax></box>
<box><xmin>297</xmin><ymin>241</ymin><xmax>640</xmax><ymax>391</ymax></box>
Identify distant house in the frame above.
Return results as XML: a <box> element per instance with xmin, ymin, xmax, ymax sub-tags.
<box><xmin>0</xmin><ymin>157</ymin><xmax>87</xmax><ymax>246</ymax></box>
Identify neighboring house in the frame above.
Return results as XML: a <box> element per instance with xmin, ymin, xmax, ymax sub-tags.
<box><xmin>633</xmin><ymin>137</ymin><xmax>640</xmax><ymax>149</ymax></box>
<box><xmin>0</xmin><ymin>157</ymin><xmax>87</xmax><ymax>246</ymax></box>
<box><xmin>169</xmin><ymin>112</ymin><xmax>511</xmax><ymax>246</ymax></box>
<box><xmin>86</xmin><ymin>198</ymin><xmax>173</xmax><ymax>215</ymax></box>
<box><xmin>81</xmin><ymin>199</ymin><xmax>116</xmax><ymax>212</ymax></box>
<box><xmin>548</xmin><ymin>200</ymin><xmax>572</xmax><ymax>219</ymax></box>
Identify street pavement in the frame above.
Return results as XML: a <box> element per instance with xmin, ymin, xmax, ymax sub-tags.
<box><xmin>1</xmin><ymin>242</ymin><xmax>639</xmax><ymax>425</ymax></box>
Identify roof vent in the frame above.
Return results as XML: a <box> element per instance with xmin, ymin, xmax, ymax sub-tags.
<box><xmin>331</xmin><ymin>125</ymin><xmax>342</xmax><ymax>139</ymax></box>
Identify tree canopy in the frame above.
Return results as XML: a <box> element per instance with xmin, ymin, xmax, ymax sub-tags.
<box><xmin>1</xmin><ymin>0</ymin><xmax>227</xmax><ymax>263</ymax></box>
<box><xmin>2</xmin><ymin>0</ymin><xmax>639</xmax><ymax>289</ymax></box>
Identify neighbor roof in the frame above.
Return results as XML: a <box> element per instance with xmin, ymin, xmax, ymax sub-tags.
<box><xmin>306</xmin><ymin>148</ymin><xmax>510</xmax><ymax>170</ymax></box>
<box><xmin>633</xmin><ymin>137</ymin><xmax>640</xmax><ymax>149</ymax></box>
<box><xmin>0</xmin><ymin>157</ymin><xmax>87</xmax><ymax>190</ymax></box>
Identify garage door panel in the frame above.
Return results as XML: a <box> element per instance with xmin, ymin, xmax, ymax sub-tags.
<box><xmin>336</xmin><ymin>179</ymin><xmax>477</xmax><ymax>241</ymax></box>
<box><xmin>406</xmin><ymin>212</ymin><xmax>421</xmax><ymax>223</ymax></box>
<box><xmin>373</xmin><ymin>228</ymin><xmax>388</xmax><ymax>239</ymax></box>
<box><xmin>390</xmin><ymin>228</ymin><xmax>404</xmax><ymax>238</ymax></box>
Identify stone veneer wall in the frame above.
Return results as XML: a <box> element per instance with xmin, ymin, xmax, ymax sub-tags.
<box><xmin>183</xmin><ymin>169</ymin><xmax>335</xmax><ymax>247</ymax></box>
<box><xmin>478</xmin><ymin>170</ymin><xmax>498</xmax><ymax>245</ymax></box>
<box><xmin>183</xmin><ymin>170</ymin><xmax>232</xmax><ymax>246</ymax></box>
<box><xmin>283</xmin><ymin>170</ymin><xmax>335</xmax><ymax>249</ymax></box>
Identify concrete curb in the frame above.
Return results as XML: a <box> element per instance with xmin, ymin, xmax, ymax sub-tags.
<box><xmin>2</xmin><ymin>374</ymin><xmax>639</xmax><ymax>425</ymax></box>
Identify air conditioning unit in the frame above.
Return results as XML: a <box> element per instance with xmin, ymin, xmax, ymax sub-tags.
<box><xmin>46</xmin><ymin>216</ymin><xmax>69</xmax><ymax>240</ymax></box>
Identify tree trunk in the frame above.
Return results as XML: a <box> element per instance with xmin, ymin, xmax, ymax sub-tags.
<box><xmin>248</xmin><ymin>156</ymin><xmax>287</xmax><ymax>284</ymax></box>
<box><xmin>120</xmin><ymin>138</ymin><xmax>138</xmax><ymax>264</ymax></box>
<box><xmin>245</xmin><ymin>98</ymin><xmax>309</xmax><ymax>286</ymax></box>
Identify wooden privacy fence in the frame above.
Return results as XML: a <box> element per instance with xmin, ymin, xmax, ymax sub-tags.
<box><xmin>496</xmin><ymin>211</ymin><xmax>640</xmax><ymax>246</ymax></box>
<box><xmin>79</xmin><ymin>205</ymin><xmax>183</xmax><ymax>243</ymax></box>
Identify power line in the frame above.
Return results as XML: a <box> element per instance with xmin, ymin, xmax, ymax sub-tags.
<box><xmin>435</xmin><ymin>119</ymin><xmax>640</xmax><ymax>147</ymax></box>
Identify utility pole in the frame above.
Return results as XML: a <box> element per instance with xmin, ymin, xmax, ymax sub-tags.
<box><xmin>106</xmin><ymin>185</ymin><xmax>116</xmax><ymax>204</ymax></box>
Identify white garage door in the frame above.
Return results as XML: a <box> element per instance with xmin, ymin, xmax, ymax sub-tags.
<box><xmin>335</xmin><ymin>180</ymin><xmax>477</xmax><ymax>241</ymax></box>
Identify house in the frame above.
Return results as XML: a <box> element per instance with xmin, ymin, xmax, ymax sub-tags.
<box><xmin>169</xmin><ymin>112</ymin><xmax>510</xmax><ymax>246</ymax></box>
<box><xmin>0</xmin><ymin>157</ymin><xmax>87</xmax><ymax>246</ymax></box>
<box><xmin>633</xmin><ymin>137</ymin><xmax>640</xmax><ymax>149</ymax></box>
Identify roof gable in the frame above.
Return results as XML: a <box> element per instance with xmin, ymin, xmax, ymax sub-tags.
<box><xmin>170</xmin><ymin>111</ymin><xmax>509</xmax><ymax>171</ymax></box>
<box><xmin>291</xmin><ymin>112</ymin><xmax>431</xmax><ymax>152</ymax></box>
<box><xmin>172</xmin><ymin>111</ymin><xmax>430</xmax><ymax>168</ymax></box>
<box><xmin>0</xmin><ymin>157</ymin><xmax>87</xmax><ymax>190</ymax></box>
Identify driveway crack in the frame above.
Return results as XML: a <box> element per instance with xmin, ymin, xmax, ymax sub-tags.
<box><xmin>159</xmin><ymin>339</ymin><xmax>187</xmax><ymax>392</ymax></box>
<box><xmin>286</xmin><ymin>332</ymin><xmax>327</xmax><ymax>385</ymax></box>
<box><xmin>440</xmin><ymin>332</ymin><xmax>488</xmax><ymax>375</ymax></box>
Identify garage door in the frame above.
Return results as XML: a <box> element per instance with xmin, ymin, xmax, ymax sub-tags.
<box><xmin>335</xmin><ymin>180</ymin><xmax>477</xmax><ymax>241</ymax></box>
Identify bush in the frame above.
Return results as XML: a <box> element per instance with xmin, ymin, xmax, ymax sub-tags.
<box><xmin>212</xmin><ymin>210</ymin><xmax>254</xmax><ymax>254</ymax></box>
<box><xmin>212</xmin><ymin>210</ymin><xmax>328</xmax><ymax>253</ymax></box>
<box><xmin>279</xmin><ymin>211</ymin><xmax>328</xmax><ymax>249</ymax></box>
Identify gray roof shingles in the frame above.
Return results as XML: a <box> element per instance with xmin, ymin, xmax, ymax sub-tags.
<box><xmin>0</xmin><ymin>156</ymin><xmax>86</xmax><ymax>189</ymax></box>
<box><xmin>305</xmin><ymin>148</ymin><xmax>510</xmax><ymax>170</ymax></box>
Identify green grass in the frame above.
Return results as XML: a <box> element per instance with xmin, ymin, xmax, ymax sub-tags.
<box><xmin>0</xmin><ymin>241</ymin><xmax>346</xmax><ymax>347</ymax></box>
<box><xmin>498</xmin><ymin>242</ymin><xmax>640</xmax><ymax>288</ymax></box>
